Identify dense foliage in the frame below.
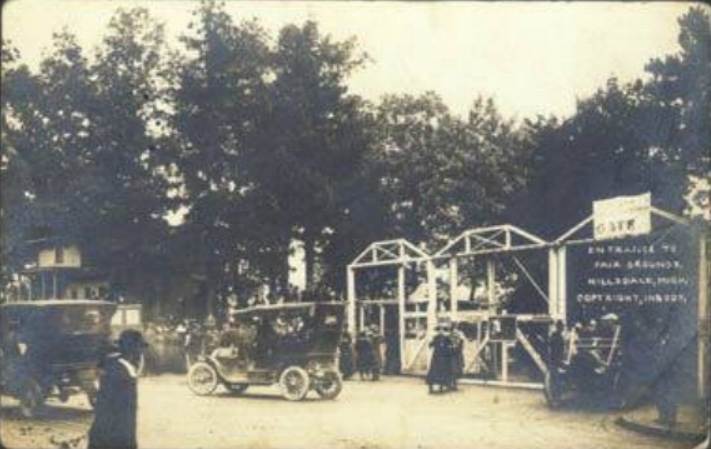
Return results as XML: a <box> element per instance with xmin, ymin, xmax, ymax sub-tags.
<box><xmin>1</xmin><ymin>2</ymin><xmax>708</xmax><ymax>316</ymax></box>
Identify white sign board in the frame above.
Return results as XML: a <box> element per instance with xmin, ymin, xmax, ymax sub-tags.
<box><xmin>593</xmin><ymin>193</ymin><xmax>652</xmax><ymax>240</ymax></box>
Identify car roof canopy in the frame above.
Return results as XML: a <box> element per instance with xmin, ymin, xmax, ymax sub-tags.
<box><xmin>231</xmin><ymin>302</ymin><xmax>315</xmax><ymax>319</ymax></box>
<box><xmin>230</xmin><ymin>302</ymin><xmax>344</xmax><ymax>319</ymax></box>
<box><xmin>1</xmin><ymin>299</ymin><xmax>117</xmax><ymax>312</ymax></box>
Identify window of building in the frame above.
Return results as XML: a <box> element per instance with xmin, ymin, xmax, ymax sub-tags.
<box><xmin>55</xmin><ymin>247</ymin><xmax>65</xmax><ymax>264</ymax></box>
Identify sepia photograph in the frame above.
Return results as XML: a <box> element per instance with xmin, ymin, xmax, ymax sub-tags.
<box><xmin>1</xmin><ymin>1</ymin><xmax>709</xmax><ymax>448</ymax></box>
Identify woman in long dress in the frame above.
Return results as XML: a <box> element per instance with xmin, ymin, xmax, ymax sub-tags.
<box><xmin>339</xmin><ymin>332</ymin><xmax>356</xmax><ymax>380</ymax></box>
<box><xmin>354</xmin><ymin>331</ymin><xmax>373</xmax><ymax>380</ymax></box>
<box><xmin>88</xmin><ymin>330</ymin><xmax>146</xmax><ymax>449</ymax></box>
<box><xmin>426</xmin><ymin>326</ymin><xmax>453</xmax><ymax>393</ymax></box>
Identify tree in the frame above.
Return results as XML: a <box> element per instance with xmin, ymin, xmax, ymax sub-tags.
<box><xmin>644</xmin><ymin>6</ymin><xmax>710</xmax><ymax>216</ymax></box>
<box><xmin>510</xmin><ymin>7</ymin><xmax>711</xmax><ymax>238</ymax></box>
<box><xmin>372</xmin><ymin>92</ymin><xmax>526</xmax><ymax>247</ymax></box>
<box><xmin>360</xmin><ymin>92</ymin><xmax>528</xmax><ymax>303</ymax></box>
<box><xmin>2</xmin><ymin>31</ymin><xmax>97</xmax><ymax>253</ymax></box>
<box><xmin>250</xmin><ymin>20</ymin><xmax>371</xmax><ymax>290</ymax></box>
<box><xmin>78</xmin><ymin>8</ymin><xmax>173</xmax><ymax>300</ymax></box>
<box><xmin>169</xmin><ymin>0</ymin><xmax>278</xmax><ymax>312</ymax></box>
<box><xmin>1</xmin><ymin>39</ymin><xmax>36</xmax><ymax>290</ymax></box>
<box><xmin>509</xmin><ymin>78</ymin><xmax>679</xmax><ymax>238</ymax></box>
<box><xmin>2</xmin><ymin>9</ymin><xmax>174</xmax><ymax>306</ymax></box>
<box><xmin>318</xmin><ymin>103</ymin><xmax>390</xmax><ymax>291</ymax></box>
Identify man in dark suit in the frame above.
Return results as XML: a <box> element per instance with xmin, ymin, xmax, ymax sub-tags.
<box><xmin>547</xmin><ymin>320</ymin><xmax>566</xmax><ymax>404</ymax></box>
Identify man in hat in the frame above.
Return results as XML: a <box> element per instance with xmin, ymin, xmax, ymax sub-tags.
<box><xmin>88</xmin><ymin>330</ymin><xmax>146</xmax><ymax>449</ymax></box>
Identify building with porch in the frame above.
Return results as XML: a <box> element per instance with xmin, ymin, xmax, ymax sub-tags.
<box><xmin>15</xmin><ymin>240</ymin><xmax>109</xmax><ymax>302</ymax></box>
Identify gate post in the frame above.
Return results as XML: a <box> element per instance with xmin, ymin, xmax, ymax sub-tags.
<box><xmin>398</xmin><ymin>264</ymin><xmax>406</xmax><ymax>371</ymax></box>
<box><xmin>427</xmin><ymin>260</ymin><xmax>437</xmax><ymax>332</ymax></box>
<box><xmin>698</xmin><ymin>232</ymin><xmax>709</xmax><ymax>399</ymax></box>
<box><xmin>548</xmin><ymin>246</ymin><xmax>567</xmax><ymax>323</ymax></box>
<box><xmin>487</xmin><ymin>259</ymin><xmax>496</xmax><ymax>312</ymax></box>
<box><xmin>548</xmin><ymin>247</ymin><xmax>558</xmax><ymax>320</ymax></box>
<box><xmin>450</xmin><ymin>257</ymin><xmax>458</xmax><ymax>320</ymax></box>
<box><xmin>347</xmin><ymin>266</ymin><xmax>356</xmax><ymax>336</ymax></box>
<box><xmin>557</xmin><ymin>246</ymin><xmax>567</xmax><ymax>323</ymax></box>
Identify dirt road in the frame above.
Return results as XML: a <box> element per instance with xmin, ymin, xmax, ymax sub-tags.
<box><xmin>0</xmin><ymin>375</ymin><xmax>696</xmax><ymax>449</ymax></box>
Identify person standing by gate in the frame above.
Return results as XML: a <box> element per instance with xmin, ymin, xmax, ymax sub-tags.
<box><xmin>354</xmin><ymin>331</ymin><xmax>373</xmax><ymax>380</ymax></box>
<box><xmin>339</xmin><ymin>332</ymin><xmax>356</xmax><ymax>380</ymax></box>
<box><xmin>88</xmin><ymin>330</ymin><xmax>146</xmax><ymax>449</ymax></box>
<box><xmin>369</xmin><ymin>325</ymin><xmax>384</xmax><ymax>381</ymax></box>
<box><xmin>547</xmin><ymin>320</ymin><xmax>566</xmax><ymax>403</ymax></box>
<box><xmin>426</xmin><ymin>325</ymin><xmax>453</xmax><ymax>393</ymax></box>
<box><xmin>184</xmin><ymin>321</ymin><xmax>203</xmax><ymax>370</ymax></box>
<box><xmin>449</xmin><ymin>323</ymin><xmax>465</xmax><ymax>390</ymax></box>
<box><xmin>384</xmin><ymin>329</ymin><xmax>401</xmax><ymax>375</ymax></box>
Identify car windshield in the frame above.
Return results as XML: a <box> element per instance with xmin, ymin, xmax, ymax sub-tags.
<box><xmin>272</xmin><ymin>314</ymin><xmax>308</xmax><ymax>337</ymax></box>
<box><xmin>57</xmin><ymin>307</ymin><xmax>107</xmax><ymax>333</ymax></box>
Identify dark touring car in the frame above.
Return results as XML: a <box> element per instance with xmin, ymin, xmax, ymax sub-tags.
<box><xmin>0</xmin><ymin>300</ymin><xmax>117</xmax><ymax>417</ymax></box>
<box><xmin>187</xmin><ymin>302</ymin><xmax>345</xmax><ymax>401</ymax></box>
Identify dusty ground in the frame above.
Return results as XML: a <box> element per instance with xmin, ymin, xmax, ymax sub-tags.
<box><xmin>0</xmin><ymin>375</ymin><xmax>701</xmax><ymax>449</ymax></box>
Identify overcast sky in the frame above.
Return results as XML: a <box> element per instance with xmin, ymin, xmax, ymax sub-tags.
<box><xmin>2</xmin><ymin>0</ymin><xmax>697</xmax><ymax>120</ymax></box>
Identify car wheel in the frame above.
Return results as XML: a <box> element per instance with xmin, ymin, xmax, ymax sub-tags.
<box><xmin>19</xmin><ymin>380</ymin><xmax>44</xmax><ymax>418</ymax></box>
<box><xmin>187</xmin><ymin>362</ymin><xmax>219</xmax><ymax>396</ymax></box>
<box><xmin>279</xmin><ymin>366</ymin><xmax>310</xmax><ymax>401</ymax></box>
<box><xmin>314</xmin><ymin>373</ymin><xmax>342</xmax><ymax>400</ymax></box>
<box><xmin>225</xmin><ymin>383</ymin><xmax>249</xmax><ymax>394</ymax></box>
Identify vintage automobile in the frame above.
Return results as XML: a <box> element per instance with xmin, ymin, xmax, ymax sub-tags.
<box><xmin>0</xmin><ymin>300</ymin><xmax>117</xmax><ymax>417</ymax></box>
<box><xmin>543</xmin><ymin>317</ymin><xmax>623</xmax><ymax>408</ymax></box>
<box><xmin>187</xmin><ymin>302</ymin><xmax>344</xmax><ymax>401</ymax></box>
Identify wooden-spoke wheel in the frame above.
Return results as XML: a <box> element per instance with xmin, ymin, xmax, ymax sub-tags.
<box><xmin>314</xmin><ymin>373</ymin><xmax>342</xmax><ymax>400</ymax></box>
<box><xmin>279</xmin><ymin>366</ymin><xmax>310</xmax><ymax>401</ymax></box>
<box><xmin>187</xmin><ymin>362</ymin><xmax>219</xmax><ymax>396</ymax></box>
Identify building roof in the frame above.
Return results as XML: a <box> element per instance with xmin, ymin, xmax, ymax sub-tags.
<box><xmin>1</xmin><ymin>299</ymin><xmax>116</xmax><ymax>308</ymax></box>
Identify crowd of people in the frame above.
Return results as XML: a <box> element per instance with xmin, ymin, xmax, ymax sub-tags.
<box><xmin>141</xmin><ymin>318</ymin><xmax>221</xmax><ymax>374</ymax></box>
<box><xmin>545</xmin><ymin>314</ymin><xmax>627</xmax><ymax>410</ymax></box>
<box><xmin>338</xmin><ymin>321</ymin><xmax>466</xmax><ymax>391</ymax></box>
<box><xmin>338</xmin><ymin>325</ymin><xmax>385</xmax><ymax>381</ymax></box>
<box><xmin>338</xmin><ymin>322</ymin><xmax>466</xmax><ymax>391</ymax></box>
